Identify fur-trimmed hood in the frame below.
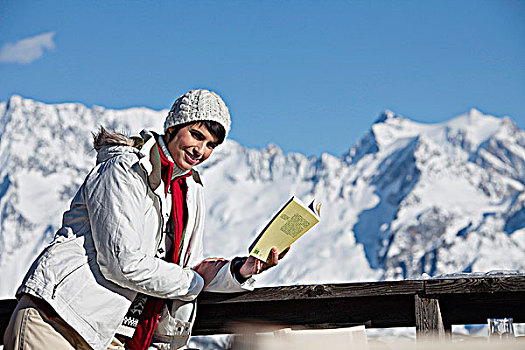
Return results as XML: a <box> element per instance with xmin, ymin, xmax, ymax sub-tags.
<box><xmin>93</xmin><ymin>126</ymin><xmax>138</xmax><ymax>151</ymax></box>
<box><xmin>92</xmin><ymin>127</ymin><xmax>204</xmax><ymax>188</ymax></box>
<box><xmin>93</xmin><ymin>127</ymin><xmax>146</xmax><ymax>165</ymax></box>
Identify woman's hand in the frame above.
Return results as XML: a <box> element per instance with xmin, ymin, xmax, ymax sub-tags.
<box><xmin>193</xmin><ymin>258</ymin><xmax>229</xmax><ymax>288</ymax></box>
<box><xmin>239</xmin><ymin>247</ymin><xmax>290</xmax><ymax>279</ymax></box>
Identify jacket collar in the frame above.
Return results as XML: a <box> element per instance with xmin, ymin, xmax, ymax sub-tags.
<box><xmin>138</xmin><ymin>130</ymin><xmax>203</xmax><ymax>191</ymax></box>
<box><xmin>156</xmin><ymin>134</ymin><xmax>190</xmax><ymax>179</ymax></box>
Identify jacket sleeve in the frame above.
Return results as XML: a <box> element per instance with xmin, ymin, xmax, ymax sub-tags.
<box><xmin>204</xmin><ymin>261</ymin><xmax>255</xmax><ymax>292</ymax></box>
<box><xmin>84</xmin><ymin>155</ymin><xmax>204</xmax><ymax>301</ymax></box>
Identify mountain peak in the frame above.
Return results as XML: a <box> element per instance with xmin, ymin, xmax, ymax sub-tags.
<box><xmin>467</xmin><ymin>108</ymin><xmax>483</xmax><ymax>117</ymax></box>
<box><xmin>443</xmin><ymin>109</ymin><xmax>503</xmax><ymax>148</ymax></box>
<box><xmin>6</xmin><ymin>95</ymin><xmax>25</xmax><ymax>109</ymax></box>
<box><xmin>449</xmin><ymin>108</ymin><xmax>496</xmax><ymax>125</ymax></box>
<box><xmin>374</xmin><ymin>110</ymin><xmax>398</xmax><ymax>124</ymax></box>
<box><xmin>264</xmin><ymin>143</ymin><xmax>283</xmax><ymax>156</ymax></box>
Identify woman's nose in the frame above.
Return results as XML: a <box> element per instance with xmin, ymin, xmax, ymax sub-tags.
<box><xmin>194</xmin><ymin>141</ymin><xmax>205</xmax><ymax>155</ymax></box>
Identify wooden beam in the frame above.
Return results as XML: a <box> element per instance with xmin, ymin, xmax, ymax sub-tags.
<box><xmin>424</xmin><ymin>276</ymin><xmax>525</xmax><ymax>294</ymax></box>
<box><xmin>0</xmin><ymin>299</ymin><xmax>17</xmax><ymax>343</ymax></box>
<box><xmin>194</xmin><ymin>294</ymin><xmax>416</xmax><ymax>335</ymax></box>
<box><xmin>198</xmin><ymin>280</ymin><xmax>425</xmax><ymax>304</ymax></box>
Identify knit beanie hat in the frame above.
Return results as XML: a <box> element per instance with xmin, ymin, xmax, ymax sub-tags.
<box><xmin>164</xmin><ymin>89</ymin><xmax>231</xmax><ymax>138</ymax></box>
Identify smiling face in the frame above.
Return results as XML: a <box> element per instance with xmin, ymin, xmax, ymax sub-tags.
<box><xmin>165</xmin><ymin>122</ymin><xmax>219</xmax><ymax>170</ymax></box>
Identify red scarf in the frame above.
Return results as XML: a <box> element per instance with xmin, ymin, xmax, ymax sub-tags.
<box><xmin>126</xmin><ymin>143</ymin><xmax>190</xmax><ymax>350</ymax></box>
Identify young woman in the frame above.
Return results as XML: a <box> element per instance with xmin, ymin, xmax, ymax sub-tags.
<box><xmin>4</xmin><ymin>89</ymin><xmax>286</xmax><ymax>350</ymax></box>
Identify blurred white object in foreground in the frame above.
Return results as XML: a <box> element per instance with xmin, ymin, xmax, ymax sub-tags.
<box><xmin>231</xmin><ymin>325</ymin><xmax>368</xmax><ymax>350</ymax></box>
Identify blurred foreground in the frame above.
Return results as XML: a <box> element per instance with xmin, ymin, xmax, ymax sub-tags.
<box><xmin>227</xmin><ymin>326</ymin><xmax>524</xmax><ymax>350</ymax></box>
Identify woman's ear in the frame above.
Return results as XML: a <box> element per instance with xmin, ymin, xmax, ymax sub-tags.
<box><xmin>165</xmin><ymin>128</ymin><xmax>173</xmax><ymax>143</ymax></box>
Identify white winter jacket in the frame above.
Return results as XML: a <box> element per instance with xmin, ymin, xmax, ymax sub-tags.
<box><xmin>17</xmin><ymin>130</ymin><xmax>253</xmax><ymax>350</ymax></box>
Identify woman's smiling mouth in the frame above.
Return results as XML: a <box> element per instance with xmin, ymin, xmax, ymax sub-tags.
<box><xmin>184</xmin><ymin>150</ymin><xmax>201</xmax><ymax>165</ymax></box>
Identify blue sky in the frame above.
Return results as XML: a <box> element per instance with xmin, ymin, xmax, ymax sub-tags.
<box><xmin>1</xmin><ymin>0</ymin><xmax>524</xmax><ymax>156</ymax></box>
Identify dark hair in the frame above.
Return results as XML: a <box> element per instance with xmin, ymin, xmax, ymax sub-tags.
<box><xmin>166</xmin><ymin>120</ymin><xmax>226</xmax><ymax>144</ymax></box>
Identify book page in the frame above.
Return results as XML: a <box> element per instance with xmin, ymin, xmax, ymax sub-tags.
<box><xmin>249</xmin><ymin>197</ymin><xmax>319</xmax><ymax>262</ymax></box>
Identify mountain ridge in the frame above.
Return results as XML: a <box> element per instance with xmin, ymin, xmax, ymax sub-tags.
<box><xmin>0</xmin><ymin>96</ymin><xmax>523</xmax><ymax>298</ymax></box>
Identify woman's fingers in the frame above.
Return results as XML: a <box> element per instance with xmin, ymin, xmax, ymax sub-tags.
<box><xmin>278</xmin><ymin>247</ymin><xmax>290</xmax><ymax>259</ymax></box>
<box><xmin>270</xmin><ymin>247</ymin><xmax>279</xmax><ymax>266</ymax></box>
<box><xmin>239</xmin><ymin>246</ymin><xmax>290</xmax><ymax>278</ymax></box>
<box><xmin>193</xmin><ymin>258</ymin><xmax>230</xmax><ymax>287</ymax></box>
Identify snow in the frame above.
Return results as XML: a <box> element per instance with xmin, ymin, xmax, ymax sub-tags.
<box><xmin>444</xmin><ymin>108</ymin><xmax>502</xmax><ymax>148</ymax></box>
<box><xmin>512</xmin><ymin>228</ymin><xmax>525</xmax><ymax>250</ymax></box>
<box><xmin>16</xmin><ymin>171</ymin><xmax>69</xmax><ymax>223</ymax></box>
<box><xmin>0</xmin><ymin>97</ymin><xmax>524</xmax><ymax>305</ymax></box>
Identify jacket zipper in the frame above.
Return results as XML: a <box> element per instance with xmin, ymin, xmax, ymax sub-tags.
<box><xmin>139</xmin><ymin>161</ymin><xmax>166</xmax><ymax>254</ymax></box>
<box><xmin>157</xmin><ymin>193</ymin><xmax>165</xmax><ymax>253</ymax></box>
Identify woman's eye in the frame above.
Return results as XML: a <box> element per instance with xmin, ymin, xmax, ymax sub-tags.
<box><xmin>208</xmin><ymin>143</ymin><xmax>217</xmax><ymax>149</ymax></box>
<box><xmin>191</xmin><ymin>131</ymin><xmax>204</xmax><ymax>140</ymax></box>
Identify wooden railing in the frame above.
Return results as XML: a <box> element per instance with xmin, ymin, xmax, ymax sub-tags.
<box><xmin>1</xmin><ymin>275</ymin><xmax>524</xmax><ymax>344</ymax></box>
<box><xmin>194</xmin><ymin>275</ymin><xmax>525</xmax><ymax>338</ymax></box>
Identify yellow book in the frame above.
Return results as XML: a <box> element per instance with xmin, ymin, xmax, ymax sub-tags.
<box><xmin>249</xmin><ymin>196</ymin><xmax>321</xmax><ymax>263</ymax></box>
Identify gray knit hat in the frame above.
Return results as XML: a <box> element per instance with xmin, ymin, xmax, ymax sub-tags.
<box><xmin>164</xmin><ymin>89</ymin><xmax>231</xmax><ymax>138</ymax></box>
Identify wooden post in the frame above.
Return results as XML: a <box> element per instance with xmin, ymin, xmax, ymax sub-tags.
<box><xmin>414</xmin><ymin>294</ymin><xmax>446</xmax><ymax>340</ymax></box>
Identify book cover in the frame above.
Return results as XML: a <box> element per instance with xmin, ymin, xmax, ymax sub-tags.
<box><xmin>249</xmin><ymin>196</ymin><xmax>321</xmax><ymax>263</ymax></box>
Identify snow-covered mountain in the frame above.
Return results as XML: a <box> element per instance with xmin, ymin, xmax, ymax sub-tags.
<box><xmin>1</xmin><ymin>96</ymin><xmax>524</xmax><ymax>298</ymax></box>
